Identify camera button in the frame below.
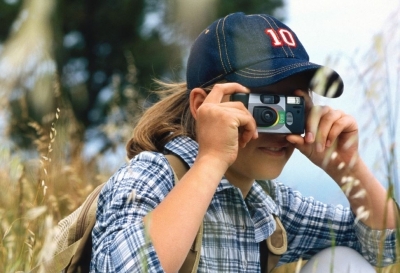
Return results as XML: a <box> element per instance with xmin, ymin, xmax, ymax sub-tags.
<box><xmin>286</xmin><ymin>112</ymin><xmax>294</xmax><ymax>125</ymax></box>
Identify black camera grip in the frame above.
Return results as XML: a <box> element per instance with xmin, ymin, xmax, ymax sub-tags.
<box><xmin>230</xmin><ymin>93</ymin><xmax>249</xmax><ymax>108</ymax></box>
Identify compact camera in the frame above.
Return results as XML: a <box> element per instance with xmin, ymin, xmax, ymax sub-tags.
<box><xmin>231</xmin><ymin>93</ymin><xmax>305</xmax><ymax>134</ymax></box>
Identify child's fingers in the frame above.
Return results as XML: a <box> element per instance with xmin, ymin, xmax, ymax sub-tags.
<box><xmin>314</xmin><ymin>109</ymin><xmax>343</xmax><ymax>152</ymax></box>
<box><xmin>204</xmin><ymin>83</ymin><xmax>249</xmax><ymax>103</ymax></box>
<box><xmin>219</xmin><ymin>103</ymin><xmax>258</xmax><ymax>145</ymax></box>
<box><xmin>238</xmin><ymin>118</ymin><xmax>258</xmax><ymax>147</ymax></box>
<box><xmin>305</xmin><ymin>105</ymin><xmax>330</xmax><ymax>144</ymax></box>
<box><xmin>327</xmin><ymin>115</ymin><xmax>358</xmax><ymax>148</ymax></box>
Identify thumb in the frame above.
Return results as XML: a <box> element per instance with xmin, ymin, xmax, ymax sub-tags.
<box><xmin>286</xmin><ymin>134</ymin><xmax>317</xmax><ymax>161</ymax></box>
<box><xmin>286</xmin><ymin>134</ymin><xmax>304</xmax><ymax>147</ymax></box>
<box><xmin>286</xmin><ymin>134</ymin><xmax>312</xmax><ymax>156</ymax></box>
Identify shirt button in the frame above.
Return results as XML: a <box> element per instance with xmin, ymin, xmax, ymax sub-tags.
<box><xmin>242</xmin><ymin>260</ymin><xmax>247</xmax><ymax>269</ymax></box>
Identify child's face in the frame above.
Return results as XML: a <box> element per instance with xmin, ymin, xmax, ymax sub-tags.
<box><xmin>226</xmin><ymin>73</ymin><xmax>311</xmax><ymax>181</ymax></box>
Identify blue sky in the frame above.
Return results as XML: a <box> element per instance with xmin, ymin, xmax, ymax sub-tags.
<box><xmin>279</xmin><ymin>0</ymin><xmax>400</xmax><ymax>205</ymax></box>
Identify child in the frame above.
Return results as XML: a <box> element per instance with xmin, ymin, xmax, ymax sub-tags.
<box><xmin>90</xmin><ymin>12</ymin><xmax>398</xmax><ymax>272</ymax></box>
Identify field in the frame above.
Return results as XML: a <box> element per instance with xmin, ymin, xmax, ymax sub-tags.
<box><xmin>1</xmin><ymin>105</ymin><xmax>399</xmax><ymax>272</ymax></box>
<box><xmin>1</xmin><ymin>2</ymin><xmax>400</xmax><ymax>272</ymax></box>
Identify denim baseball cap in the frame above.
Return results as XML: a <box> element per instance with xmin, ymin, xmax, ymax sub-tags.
<box><xmin>186</xmin><ymin>12</ymin><xmax>343</xmax><ymax>98</ymax></box>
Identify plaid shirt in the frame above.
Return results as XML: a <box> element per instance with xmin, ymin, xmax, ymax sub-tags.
<box><xmin>91</xmin><ymin>136</ymin><xmax>397</xmax><ymax>272</ymax></box>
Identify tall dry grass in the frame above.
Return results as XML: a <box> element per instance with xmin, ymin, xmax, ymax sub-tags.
<box><xmin>0</xmin><ymin>74</ymin><xmax>142</xmax><ymax>272</ymax></box>
<box><xmin>0</xmin><ymin>1</ymin><xmax>399</xmax><ymax>273</ymax></box>
<box><xmin>0</xmin><ymin>2</ymin><xmax>143</xmax><ymax>269</ymax></box>
<box><xmin>272</xmin><ymin>6</ymin><xmax>400</xmax><ymax>273</ymax></box>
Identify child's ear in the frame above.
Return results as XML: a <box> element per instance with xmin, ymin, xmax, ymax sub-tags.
<box><xmin>189</xmin><ymin>88</ymin><xmax>208</xmax><ymax>119</ymax></box>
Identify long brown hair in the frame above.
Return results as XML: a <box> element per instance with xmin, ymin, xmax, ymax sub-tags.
<box><xmin>126</xmin><ymin>80</ymin><xmax>196</xmax><ymax>159</ymax></box>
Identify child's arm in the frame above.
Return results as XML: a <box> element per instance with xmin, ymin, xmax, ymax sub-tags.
<box><xmin>144</xmin><ymin>83</ymin><xmax>258</xmax><ymax>273</ymax></box>
<box><xmin>287</xmin><ymin>90</ymin><xmax>398</xmax><ymax>230</ymax></box>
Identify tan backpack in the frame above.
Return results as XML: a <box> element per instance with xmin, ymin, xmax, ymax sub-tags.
<box><xmin>30</xmin><ymin>154</ymin><xmax>286</xmax><ymax>273</ymax></box>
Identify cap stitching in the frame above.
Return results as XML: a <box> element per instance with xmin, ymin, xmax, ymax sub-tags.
<box><xmin>234</xmin><ymin>63</ymin><xmax>317</xmax><ymax>78</ymax></box>
<box><xmin>216</xmin><ymin>18</ymin><xmax>228</xmax><ymax>74</ymax></box>
<box><xmin>259</xmin><ymin>15</ymin><xmax>293</xmax><ymax>57</ymax></box>
<box><xmin>222</xmin><ymin>15</ymin><xmax>233</xmax><ymax>72</ymax></box>
<box><xmin>257</xmin><ymin>15</ymin><xmax>293</xmax><ymax>58</ymax></box>
<box><xmin>265</xmin><ymin>15</ymin><xmax>295</xmax><ymax>57</ymax></box>
<box><xmin>242</xmin><ymin>62</ymin><xmax>317</xmax><ymax>73</ymax></box>
<box><xmin>241</xmin><ymin>63</ymin><xmax>313</xmax><ymax>74</ymax></box>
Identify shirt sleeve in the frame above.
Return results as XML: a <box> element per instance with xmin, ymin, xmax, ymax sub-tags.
<box><xmin>271</xmin><ymin>181</ymin><xmax>398</xmax><ymax>267</ymax></box>
<box><xmin>90</xmin><ymin>152</ymin><xmax>174</xmax><ymax>273</ymax></box>
<box><xmin>354</xmin><ymin>218</ymin><xmax>398</xmax><ymax>266</ymax></box>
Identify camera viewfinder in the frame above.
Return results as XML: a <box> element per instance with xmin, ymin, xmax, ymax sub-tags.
<box><xmin>260</xmin><ymin>95</ymin><xmax>280</xmax><ymax>104</ymax></box>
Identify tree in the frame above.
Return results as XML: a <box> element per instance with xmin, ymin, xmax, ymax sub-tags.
<box><xmin>0</xmin><ymin>0</ymin><xmax>285</xmax><ymax>151</ymax></box>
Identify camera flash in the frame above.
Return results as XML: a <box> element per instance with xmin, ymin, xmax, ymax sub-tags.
<box><xmin>287</xmin><ymin>97</ymin><xmax>301</xmax><ymax>104</ymax></box>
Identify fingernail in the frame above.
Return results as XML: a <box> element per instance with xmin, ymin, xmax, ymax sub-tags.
<box><xmin>306</xmin><ymin>132</ymin><xmax>314</xmax><ymax>143</ymax></box>
<box><xmin>286</xmin><ymin>138</ymin><xmax>295</xmax><ymax>144</ymax></box>
<box><xmin>316</xmin><ymin>143</ymin><xmax>324</xmax><ymax>153</ymax></box>
<box><xmin>326</xmin><ymin>140</ymin><xmax>331</xmax><ymax>147</ymax></box>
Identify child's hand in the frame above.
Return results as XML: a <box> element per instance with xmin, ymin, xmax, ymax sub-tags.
<box><xmin>286</xmin><ymin>90</ymin><xmax>359</xmax><ymax>173</ymax></box>
<box><xmin>190</xmin><ymin>83</ymin><xmax>258</xmax><ymax>169</ymax></box>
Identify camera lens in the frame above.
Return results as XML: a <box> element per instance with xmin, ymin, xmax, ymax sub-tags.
<box><xmin>253</xmin><ymin>106</ymin><xmax>280</xmax><ymax>127</ymax></box>
<box><xmin>261</xmin><ymin>108</ymin><xmax>278</xmax><ymax>126</ymax></box>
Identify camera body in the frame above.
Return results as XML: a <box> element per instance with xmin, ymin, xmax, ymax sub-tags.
<box><xmin>231</xmin><ymin>93</ymin><xmax>305</xmax><ymax>134</ymax></box>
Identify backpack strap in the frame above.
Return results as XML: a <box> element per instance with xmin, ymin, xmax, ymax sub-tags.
<box><xmin>29</xmin><ymin>182</ymin><xmax>105</xmax><ymax>273</ymax></box>
<box><xmin>66</xmin><ymin>183</ymin><xmax>105</xmax><ymax>272</ymax></box>
<box><xmin>260</xmin><ymin>215</ymin><xmax>288</xmax><ymax>273</ymax></box>
<box><xmin>30</xmin><ymin>240</ymin><xmax>81</xmax><ymax>273</ymax></box>
<box><xmin>30</xmin><ymin>154</ymin><xmax>200</xmax><ymax>273</ymax></box>
<box><xmin>165</xmin><ymin>154</ymin><xmax>188</xmax><ymax>182</ymax></box>
<box><xmin>267</xmin><ymin>215</ymin><xmax>287</xmax><ymax>256</ymax></box>
<box><xmin>256</xmin><ymin>180</ymin><xmax>288</xmax><ymax>272</ymax></box>
<box><xmin>166</xmin><ymin>157</ymin><xmax>287</xmax><ymax>273</ymax></box>
<box><xmin>165</xmin><ymin>154</ymin><xmax>203</xmax><ymax>273</ymax></box>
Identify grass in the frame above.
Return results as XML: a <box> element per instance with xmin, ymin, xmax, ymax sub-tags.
<box><xmin>1</xmin><ymin>78</ymin><xmax>399</xmax><ymax>272</ymax></box>
<box><xmin>0</xmin><ymin>109</ymin><xmax>107</xmax><ymax>272</ymax></box>
<box><xmin>0</xmin><ymin>1</ymin><xmax>399</xmax><ymax>272</ymax></box>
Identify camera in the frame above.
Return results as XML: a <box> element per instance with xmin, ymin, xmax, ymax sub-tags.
<box><xmin>231</xmin><ymin>93</ymin><xmax>305</xmax><ymax>134</ymax></box>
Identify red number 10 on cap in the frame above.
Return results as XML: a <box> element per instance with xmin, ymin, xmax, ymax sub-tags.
<box><xmin>265</xmin><ymin>28</ymin><xmax>297</xmax><ymax>47</ymax></box>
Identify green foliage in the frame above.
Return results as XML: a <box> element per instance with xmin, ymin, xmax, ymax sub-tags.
<box><xmin>0</xmin><ymin>0</ymin><xmax>22</xmax><ymax>41</ymax></box>
<box><xmin>3</xmin><ymin>2</ymin><xmax>398</xmax><ymax>272</ymax></box>
<box><xmin>216</xmin><ymin>0</ymin><xmax>284</xmax><ymax>19</ymax></box>
<box><xmin>0</xmin><ymin>0</ymin><xmax>285</xmax><ymax>151</ymax></box>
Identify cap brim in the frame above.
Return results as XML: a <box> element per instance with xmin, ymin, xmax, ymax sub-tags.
<box><xmin>224</xmin><ymin>58</ymin><xmax>343</xmax><ymax>98</ymax></box>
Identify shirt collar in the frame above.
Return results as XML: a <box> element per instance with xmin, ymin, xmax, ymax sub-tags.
<box><xmin>247</xmin><ymin>180</ymin><xmax>279</xmax><ymax>215</ymax></box>
<box><xmin>164</xmin><ymin>136</ymin><xmax>198</xmax><ymax>167</ymax></box>
<box><xmin>164</xmin><ymin>136</ymin><xmax>279</xmax><ymax>209</ymax></box>
<box><xmin>165</xmin><ymin>136</ymin><xmax>280</xmax><ymax>241</ymax></box>
<box><xmin>247</xmin><ymin>181</ymin><xmax>280</xmax><ymax>241</ymax></box>
<box><xmin>164</xmin><ymin>137</ymin><xmax>246</xmax><ymax>191</ymax></box>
